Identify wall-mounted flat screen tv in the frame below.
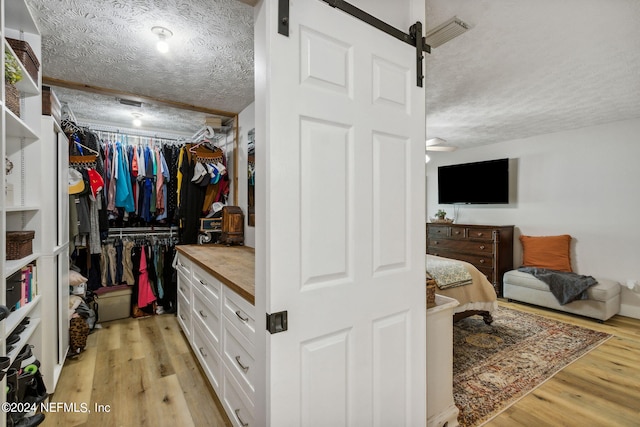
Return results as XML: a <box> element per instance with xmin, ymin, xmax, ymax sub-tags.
<box><xmin>438</xmin><ymin>158</ymin><xmax>509</xmax><ymax>204</ymax></box>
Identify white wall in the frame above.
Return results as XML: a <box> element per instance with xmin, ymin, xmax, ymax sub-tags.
<box><xmin>426</xmin><ymin>117</ymin><xmax>640</xmax><ymax>318</ymax></box>
<box><xmin>238</xmin><ymin>101</ymin><xmax>256</xmax><ymax>248</ymax></box>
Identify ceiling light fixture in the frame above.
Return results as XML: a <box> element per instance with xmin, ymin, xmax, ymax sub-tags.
<box><xmin>426</xmin><ymin>137</ymin><xmax>458</xmax><ymax>152</ymax></box>
<box><xmin>151</xmin><ymin>26</ymin><xmax>173</xmax><ymax>53</ymax></box>
<box><xmin>425</xmin><ymin>16</ymin><xmax>470</xmax><ymax>48</ymax></box>
<box><xmin>132</xmin><ymin>113</ymin><xmax>143</xmax><ymax>127</ymax></box>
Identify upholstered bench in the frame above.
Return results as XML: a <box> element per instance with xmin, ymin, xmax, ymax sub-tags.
<box><xmin>503</xmin><ymin>270</ymin><xmax>621</xmax><ymax>321</ymax></box>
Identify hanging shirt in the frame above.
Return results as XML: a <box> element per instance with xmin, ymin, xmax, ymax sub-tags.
<box><xmin>114</xmin><ymin>142</ymin><xmax>135</xmax><ymax>212</ymax></box>
<box><xmin>137</xmin><ymin>245</ymin><xmax>156</xmax><ymax>308</ymax></box>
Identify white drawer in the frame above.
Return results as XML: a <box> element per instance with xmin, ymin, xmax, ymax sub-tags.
<box><xmin>192</xmin><ymin>264</ymin><xmax>222</xmax><ymax>306</ymax></box>
<box><xmin>177</xmin><ymin>270</ymin><xmax>191</xmax><ymax>301</ymax></box>
<box><xmin>175</xmin><ymin>253</ymin><xmax>192</xmax><ymax>278</ymax></box>
<box><xmin>192</xmin><ymin>320</ymin><xmax>222</xmax><ymax>394</ymax></box>
<box><xmin>177</xmin><ymin>289</ymin><xmax>191</xmax><ymax>338</ymax></box>
<box><xmin>192</xmin><ymin>286</ymin><xmax>221</xmax><ymax>351</ymax></box>
<box><xmin>223</xmin><ymin>320</ymin><xmax>256</xmax><ymax>401</ymax></box>
<box><xmin>223</xmin><ymin>366</ymin><xmax>255</xmax><ymax>427</ymax></box>
<box><xmin>223</xmin><ymin>287</ymin><xmax>255</xmax><ymax>343</ymax></box>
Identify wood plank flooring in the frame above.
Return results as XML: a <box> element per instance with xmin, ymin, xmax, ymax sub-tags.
<box><xmin>43</xmin><ymin>303</ymin><xmax>640</xmax><ymax>426</ymax></box>
<box><xmin>488</xmin><ymin>301</ymin><xmax>640</xmax><ymax>426</ymax></box>
<box><xmin>42</xmin><ymin>314</ymin><xmax>231</xmax><ymax>427</ymax></box>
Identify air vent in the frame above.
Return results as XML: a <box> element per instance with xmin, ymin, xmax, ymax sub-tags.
<box><xmin>117</xmin><ymin>98</ymin><xmax>143</xmax><ymax>108</ymax></box>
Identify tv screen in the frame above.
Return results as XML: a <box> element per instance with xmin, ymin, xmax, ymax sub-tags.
<box><xmin>438</xmin><ymin>158</ymin><xmax>509</xmax><ymax>204</ymax></box>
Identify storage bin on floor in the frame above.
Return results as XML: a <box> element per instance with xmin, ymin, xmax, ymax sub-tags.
<box><xmin>94</xmin><ymin>285</ymin><xmax>132</xmax><ymax>322</ymax></box>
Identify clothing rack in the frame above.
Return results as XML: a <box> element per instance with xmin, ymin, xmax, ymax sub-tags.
<box><xmin>108</xmin><ymin>226</ymin><xmax>178</xmax><ymax>239</ymax></box>
<box><xmin>77</xmin><ymin>122</ymin><xmax>189</xmax><ymax>142</ymax></box>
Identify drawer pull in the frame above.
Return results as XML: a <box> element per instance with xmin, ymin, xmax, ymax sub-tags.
<box><xmin>477</xmin><ymin>232</ymin><xmax>484</xmax><ymax>237</ymax></box>
<box><xmin>179</xmin><ymin>286</ymin><xmax>186</xmax><ymax>293</ymax></box>
<box><xmin>236</xmin><ymin>310</ymin><xmax>249</xmax><ymax>322</ymax></box>
<box><xmin>433</xmin><ymin>241</ymin><xmax>439</xmax><ymax>245</ymax></box>
<box><xmin>198</xmin><ymin>347</ymin><xmax>207</xmax><ymax>358</ymax></box>
<box><xmin>235</xmin><ymin>356</ymin><xmax>250</xmax><ymax>372</ymax></box>
<box><xmin>479</xmin><ymin>259</ymin><xmax>485</xmax><ymax>264</ymax></box>
<box><xmin>235</xmin><ymin>409</ymin><xmax>249</xmax><ymax>427</ymax></box>
<box><xmin>479</xmin><ymin>245</ymin><xmax>485</xmax><ymax>250</ymax></box>
<box><xmin>454</xmin><ymin>231</ymin><xmax>460</xmax><ymax>235</ymax></box>
<box><xmin>199</xmin><ymin>310</ymin><xmax>208</xmax><ymax>319</ymax></box>
<box><xmin>199</xmin><ymin>279</ymin><xmax>208</xmax><ymax>287</ymax></box>
<box><xmin>179</xmin><ymin>313</ymin><xmax>186</xmax><ymax>321</ymax></box>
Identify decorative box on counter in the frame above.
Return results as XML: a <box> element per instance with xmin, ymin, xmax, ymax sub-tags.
<box><xmin>6</xmin><ymin>230</ymin><xmax>35</xmax><ymax>260</ymax></box>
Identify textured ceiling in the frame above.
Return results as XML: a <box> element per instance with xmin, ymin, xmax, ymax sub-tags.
<box><xmin>425</xmin><ymin>0</ymin><xmax>640</xmax><ymax>149</ymax></box>
<box><xmin>26</xmin><ymin>0</ymin><xmax>253</xmax><ymax>134</ymax></box>
<box><xmin>25</xmin><ymin>1</ymin><xmax>640</xmax><ymax>146</ymax></box>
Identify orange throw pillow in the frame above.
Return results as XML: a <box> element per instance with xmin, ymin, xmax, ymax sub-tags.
<box><xmin>520</xmin><ymin>234</ymin><xmax>572</xmax><ymax>272</ymax></box>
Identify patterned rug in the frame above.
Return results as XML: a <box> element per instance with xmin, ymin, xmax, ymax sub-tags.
<box><xmin>453</xmin><ymin>306</ymin><xmax>611</xmax><ymax>426</ymax></box>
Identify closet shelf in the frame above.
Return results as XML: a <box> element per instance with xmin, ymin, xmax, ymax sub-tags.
<box><xmin>5</xmin><ymin>109</ymin><xmax>39</xmax><ymax>141</ymax></box>
<box><xmin>7</xmin><ymin>318</ymin><xmax>42</xmax><ymax>363</ymax></box>
<box><xmin>5</xmin><ymin>0</ymin><xmax>39</xmax><ymax>34</ymax></box>
<box><xmin>3</xmin><ymin>41</ymin><xmax>39</xmax><ymax>96</ymax></box>
<box><xmin>4</xmin><ymin>252</ymin><xmax>40</xmax><ymax>278</ymax></box>
<box><xmin>4</xmin><ymin>295</ymin><xmax>41</xmax><ymax>339</ymax></box>
<box><xmin>5</xmin><ymin>204</ymin><xmax>40</xmax><ymax>212</ymax></box>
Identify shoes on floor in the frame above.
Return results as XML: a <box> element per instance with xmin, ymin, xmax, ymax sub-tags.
<box><xmin>0</xmin><ymin>305</ymin><xmax>10</xmax><ymax>322</ymax></box>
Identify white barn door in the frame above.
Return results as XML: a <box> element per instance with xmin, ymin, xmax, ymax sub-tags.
<box><xmin>255</xmin><ymin>0</ymin><xmax>426</xmax><ymax>425</ymax></box>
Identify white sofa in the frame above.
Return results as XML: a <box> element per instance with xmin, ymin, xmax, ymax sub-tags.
<box><xmin>503</xmin><ymin>270</ymin><xmax>621</xmax><ymax>322</ymax></box>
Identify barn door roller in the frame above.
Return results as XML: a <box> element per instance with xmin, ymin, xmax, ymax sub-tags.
<box><xmin>277</xmin><ymin>0</ymin><xmax>430</xmax><ymax>87</ymax></box>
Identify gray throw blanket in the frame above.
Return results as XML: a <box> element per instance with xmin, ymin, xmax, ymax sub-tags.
<box><xmin>518</xmin><ymin>267</ymin><xmax>598</xmax><ymax>305</ymax></box>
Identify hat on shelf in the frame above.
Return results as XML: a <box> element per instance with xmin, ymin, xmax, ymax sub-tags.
<box><xmin>68</xmin><ymin>168</ymin><xmax>85</xmax><ymax>195</ymax></box>
<box><xmin>87</xmin><ymin>169</ymin><xmax>104</xmax><ymax>201</ymax></box>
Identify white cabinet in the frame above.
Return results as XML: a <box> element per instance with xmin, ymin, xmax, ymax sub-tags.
<box><xmin>176</xmin><ymin>252</ymin><xmax>256</xmax><ymax>426</ymax></box>
<box><xmin>427</xmin><ymin>295</ymin><xmax>460</xmax><ymax>427</ymax></box>
<box><xmin>1</xmin><ymin>1</ymin><xmax>44</xmax><ymax>424</ymax></box>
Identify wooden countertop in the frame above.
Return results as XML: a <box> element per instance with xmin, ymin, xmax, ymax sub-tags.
<box><xmin>176</xmin><ymin>244</ymin><xmax>255</xmax><ymax>305</ymax></box>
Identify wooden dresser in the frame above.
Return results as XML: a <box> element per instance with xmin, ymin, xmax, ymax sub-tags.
<box><xmin>427</xmin><ymin>223</ymin><xmax>514</xmax><ymax>296</ymax></box>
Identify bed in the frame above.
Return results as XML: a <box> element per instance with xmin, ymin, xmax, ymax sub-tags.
<box><xmin>426</xmin><ymin>254</ymin><xmax>498</xmax><ymax>324</ymax></box>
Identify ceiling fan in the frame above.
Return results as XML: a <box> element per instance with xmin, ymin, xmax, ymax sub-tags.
<box><xmin>426</xmin><ymin>137</ymin><xmax>457</xmax><ymax>152</ymax></box>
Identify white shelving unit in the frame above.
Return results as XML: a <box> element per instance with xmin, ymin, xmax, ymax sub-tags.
<box><xmin>1</xmin><ymin>1</ymin><xmax>55</xmax><ymax>424</ymax></box>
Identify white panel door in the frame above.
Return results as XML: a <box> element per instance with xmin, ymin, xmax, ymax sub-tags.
<box><xmin>255</xmin><ymin>0</ymin><xmax>426</xmax><ymax>425</ymax></box>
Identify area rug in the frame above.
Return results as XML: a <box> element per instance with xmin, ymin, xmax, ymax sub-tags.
<box><xmin>453</xmin><ymin>306</ymin><xmax>611</xmax><ymax>426</ymax></box>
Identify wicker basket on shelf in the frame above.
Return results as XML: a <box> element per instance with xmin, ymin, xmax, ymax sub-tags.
<box><xmin>7</xmin><ymin>38</ymin><xmax>40</xmax><ymax>82</ymax></box>
<box><xmin>5</xmin><ymin>82</ymin><xmax>20</xmax><ymax>116</ymax></box>
<box><xmin>6</xmin><ymin>230</ymin><xmax>35</xmax><ymax>260</ymax></box>
<box><xmin>427</xmin><ymin>278</ymin><xmax>436</xmax><ymax>308</ymax></box>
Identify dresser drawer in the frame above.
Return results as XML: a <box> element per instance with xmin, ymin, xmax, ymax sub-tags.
<box><xmin>428</xmin><ymin>238</ymin><xmax>493</xmax><ymax>255</ymax></box>
<box><xmin>223</xmin><ymin>366</ymin><xmax>255</xmax><ymax>427</ymax></box>
<box><xmin>193</xmin><ymin>286</ymin><xmax>221</xmax><ymax>351</ymax></box>
<box><xmin>177</xmin><ymin>270</ymin><xmax>191</xmax><ymax>301</ymax></box>
<box><xmin>192</xmin><ymin>320</ymin><xmax>222</xmax><ymax>393</ymax></box>
<box><xmin>175</xmin><ymin>253</ymin><xmax>192</xmax><ymax>278</ymax></box>
<box><xmin>177</xmin><ymin>290</ymin><xmax>191</xmax><ymax>338</ymax></box>
<box><xmin>449</xmin><ymin>226</ymin><xmax>467</xmax><ymax>239</ymax></box>
<box><xmin>223</xmin><ymin>287</ymin><xmax>255</xmax><ymax>343</ymax></box>
<box><xmin>223</xmin><ymin>320</ymin><xmax>256</xmax><ymax>401</ymax></box>
<box><xmin>193</xmin><ymin>264</ymin><xmax>222</xmax><ymax>308</ymax></box>
<box><xmin>451</xmin><ymin>252</ymin><xmax>494</xmax><ymax>270</ymax></box>
<box><xmin>466</xmin><ymin>228</ymin><xmax>495</xmax><ymax>241</ymax></box>
<box><xmin>427</xmin><ymin>225</ymin><xmax>450</xmax><ymax>237</ymax></box>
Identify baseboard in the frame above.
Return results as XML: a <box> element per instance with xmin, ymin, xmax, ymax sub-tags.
<box><xmin>619</xmin><ymin>303</ymin><xmax>640</xmax><ymax>319</ymax></box>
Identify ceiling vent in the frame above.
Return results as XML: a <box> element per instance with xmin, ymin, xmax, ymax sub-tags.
<box><xmin>117</xmin><ymin>98</ymin><xmax>143</xmax><ymax>108</ymax></box>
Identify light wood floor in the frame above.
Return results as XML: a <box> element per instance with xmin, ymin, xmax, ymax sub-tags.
<box><xmin>43</xmin><ymin>304</ymin><xmax>640</xmax><ymax>427</ymax></box>
<box><xmin>489</xmin><ymin>300</ymin><xmax>640</xmax><ymax>426</ymax></box>
<box><xmin>42</xmin><ymin>314</ymin><xmax>231</xmax><ymax>427</ymax></box>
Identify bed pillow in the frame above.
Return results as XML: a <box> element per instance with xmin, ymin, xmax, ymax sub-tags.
<box><xmin>520</xmin><ymin>234</ymin><xmax>572</xmax><ymax>272</ymax></box>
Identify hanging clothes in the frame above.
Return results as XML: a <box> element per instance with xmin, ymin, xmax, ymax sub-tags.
<box><xmin>137</xmin><ymin>244</ymin><xmax>156</xmax><ymax>308</ymax></box>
